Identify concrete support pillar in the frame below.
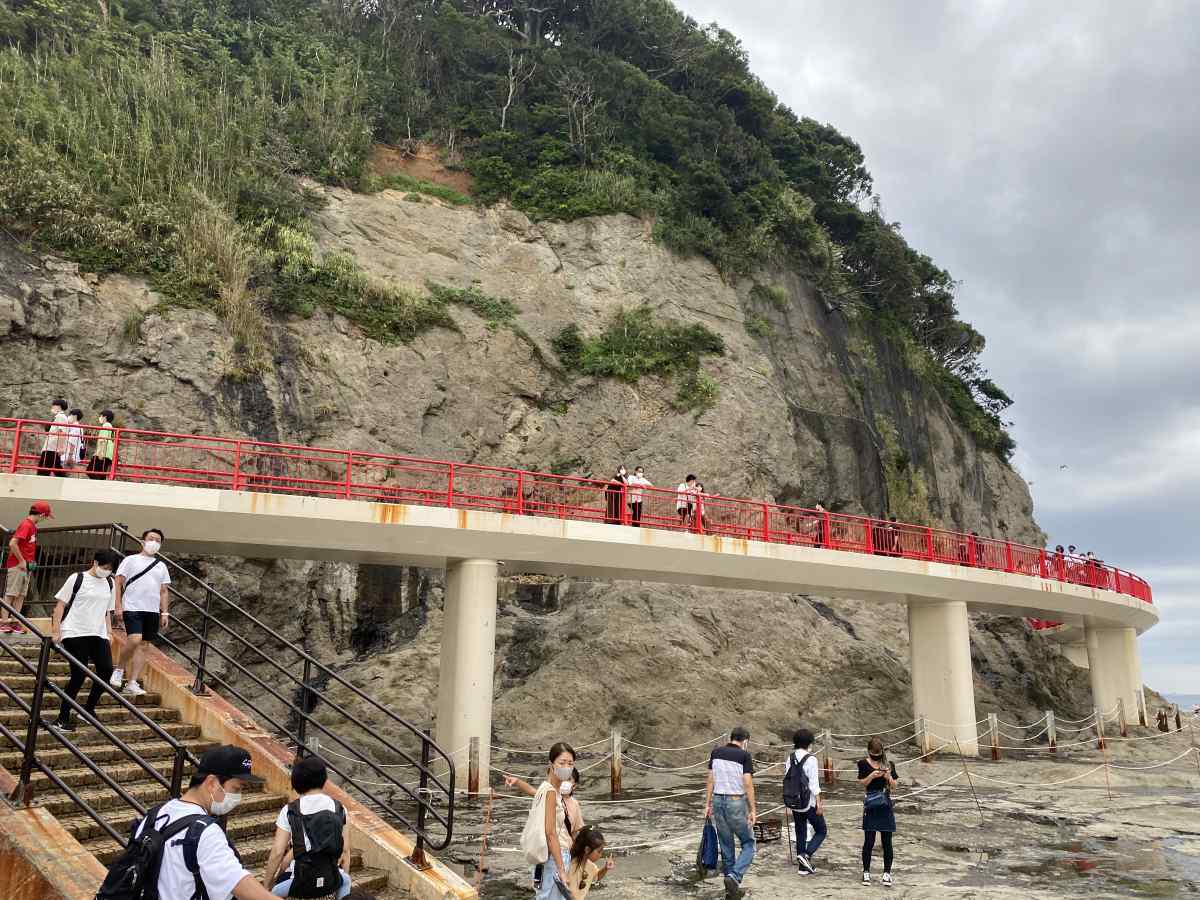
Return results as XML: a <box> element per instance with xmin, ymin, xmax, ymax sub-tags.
<box><xmin>1085</xmin><ymin>625</ymin><xmax>1142</xmax><ymax>725</ymax></box>
<box><xmin>907</xmin><ymin>599</ymin><xmax>979</xmax><ymax>756</ymax></box>
<box><xmin>1061</xmin><ymin>642</ymin><xmax>1090</xmax><ymax>670</ymax></box>
<box><xmin>1124</xmin><ymin>628</ymin><xmax>1148</xmax><ymax>727</ymax></box>
<box><xmin>435</xmin><ymin>559</ymin><xmax>498</xmax><ymax>784</ymax></box>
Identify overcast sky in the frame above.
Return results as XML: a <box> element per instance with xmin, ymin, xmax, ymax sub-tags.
<box><xmin>673</xmin><ymin>0</ymin><xmax>1200</xmax><ymax>693</ymax></box>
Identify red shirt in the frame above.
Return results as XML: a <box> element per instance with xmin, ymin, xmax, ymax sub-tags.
<box><xmin>5</xmin><ymin>518</ymin><xmax>37</xmax><ymax>568</ymax></box>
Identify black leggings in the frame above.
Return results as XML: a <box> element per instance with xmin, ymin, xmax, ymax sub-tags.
<box><xmin>862</xmin><ymin>831</ymin><xmax>893</xmax><ymax>873</ymax></box>
<box><xmin>57</xmin><ymin>636</ymin><xmax>115</xmax><ymax>725</ymax></box>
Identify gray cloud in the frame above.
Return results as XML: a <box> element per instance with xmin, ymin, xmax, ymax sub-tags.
<box><xmin>673</xmin><ymin>0</ymin><xmax>1200</xmax><ymax>689</ymax></box>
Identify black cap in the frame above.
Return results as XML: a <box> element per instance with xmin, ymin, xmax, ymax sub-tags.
<box><xmin>730</xmin><ymin>726</ymin><xmax>750</xmax><ymax>742</ymax></box>
<box><xmin>196</xmin><ymin>745</ymin><xmax>264</xmax><ymax>784</ymax></box>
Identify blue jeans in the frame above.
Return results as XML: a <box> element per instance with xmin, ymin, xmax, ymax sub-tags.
<box><xmin>535</xmin><ymin>848</ymin><xmax>571</xmax><ymax>900</ymax></box>
<box><xmin>792</xmin><ymin>807</ymin><xmax>827</xmax><ymax>858</ymax></box>
<box><xmin>711</xmin><ymin>794</ymin><xmax>756</xmax><ymax>883</ymax></box>
<box><xmin>272</xmin><ymin>869</ymin><xmax>351</xmax><ymax>899</ymax></box>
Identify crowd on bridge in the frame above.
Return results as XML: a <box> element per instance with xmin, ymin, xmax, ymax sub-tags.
<box><xmin>514</xmin><ymin>728</ymin><xmax>901</xmax><ymax>898</ymax></box>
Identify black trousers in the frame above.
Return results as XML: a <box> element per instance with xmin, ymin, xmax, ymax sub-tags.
<box><xmin>862</xmin><ymin>830</ymin><xmax>894</xmax><ymax>873</ymax></box>
<box><xmin>630</xmin><ymin>501</ymin><xmax>643</xmax><ymax>526</ymax></box>
<box><xmin>57</xmin><ymin>636</ymin><xmax>115</xmax><ymax>725</ymax></box>
<box><xmin>37</xmin><ymin>450</ymin><xmax>65</xmax><ymax>476</ymax></box>
<box><xmin>86</xmin><ymin>457</ymin><xmax>112</xmax><ymax>480</ymax></box>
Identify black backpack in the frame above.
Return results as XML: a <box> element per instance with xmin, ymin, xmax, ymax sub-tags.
<box><xmin>95</xmin><ymin>803</ymin><xmax>217</xmax><ymax>900</ymax></box>
<box><xmin>283</xmin><ymin>798</ymin><xmax>346</xmax><ymax>898</ymax></box>
<box><xmin>62</xmin><ymin>571</ymin><xmax>114</xmax><ymax>628</ymax></box>
<box><xmin>782</xmin><ymin>751</ymin><xmax>814</xmax><ymax>810</ymax></box>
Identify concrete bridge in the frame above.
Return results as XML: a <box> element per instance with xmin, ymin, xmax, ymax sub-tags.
<box><xmin>0</xmin><ymin>419</ymin><xmax>1158</xmax><ymax>773</ymax></box>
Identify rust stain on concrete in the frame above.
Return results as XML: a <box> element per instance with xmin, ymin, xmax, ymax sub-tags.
<box><xmin>458</xmin><ymin>509</ymin><xmax>469</xmax><ymax>530</ymax></box>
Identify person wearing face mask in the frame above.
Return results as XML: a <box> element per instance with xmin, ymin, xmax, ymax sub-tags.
<box><xmin>36</xmin><ymin>398</ymin><xmax>70</xmax><ymax>476</ymax></box>
<box><xmin>506</xmin><ymin>765</ymin><xmax>585</xmax><ymax>835</ymax></box>
<box><xmin>111</xmin><ymin>528</ymin><xmax>171</xmax><ymax>697</ymax></box>
<box><xmin>86</xmin><ymin>409</ymin><xmax>116</xmax><ymax>480</ymax></box>
<box><xmin>518</xmin><ymin>742</ymin><xmax>577</xmax><ymax>899</ymax></box>
<box><xmin>125</xmin><ymin>745</ymin><xmax>276</xmax><ymax>900</ymax></box>
<box><xmin>49</xmin><ymin>549</ymin><xmax>123</xmax><ymax>733</ymax></box>
<box><xmin>604</xmin><ymin>466</ymin><xmax>628</xmax><ymax>525</ymax></box>
<box><xmin>857</xmin><ymin>735</ymin><xmax>898</xmax><ymax>886</ymax></box>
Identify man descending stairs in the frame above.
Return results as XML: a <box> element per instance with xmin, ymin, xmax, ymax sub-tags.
<box><xmin>0</xmin><ymin>638</ymin><xmax>398</xmax><ymax>897</ymax></box>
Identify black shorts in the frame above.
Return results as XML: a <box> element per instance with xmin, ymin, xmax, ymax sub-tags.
<box><xmin>123</xmin><ymin>611</ymin><xmax>160</xmax><ymax>640</ymax></box>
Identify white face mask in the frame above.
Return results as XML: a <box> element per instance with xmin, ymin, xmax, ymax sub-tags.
<box><xmin>553</xmin><ymin>766</ymin><xmax>574</xmax><ymax>782</ymax></box>
<box><xmin>143</xmin><ymin>540</ymin><xmax>161</xmax><ymax>555</ymax></box>
<box><xmin>209</xmin><ymin>784</ymin><xmax>242</xmax><ymax>816</ymax></box>
<box><xmin>559</xmin><ymin>782</ymin><xmax>574</xmax><ymax>796</ymax></box>
<box><xmin>95</xmin><ymin>567</ymin><xmax>112</xmax><ymax>578</ymax></box>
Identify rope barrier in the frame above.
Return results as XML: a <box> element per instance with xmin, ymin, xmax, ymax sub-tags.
<box><xmin>620</xmin><ymin>754</ymin><xmax>710</xmax><ymax>773</ymax></box>
<box><xmin>828</xmin><ymin>718</ymin><xmax>920</xmax><ymax>739</ymax></box>
<box><xmin>995</xmin><ymin>713</ymin><xmax>1048</xmax><ymax>730</ymax></box>
<box><xmin>623</xmin><ymin>734</ymin><xmax>725</xmax><ymax>752</ymax></box>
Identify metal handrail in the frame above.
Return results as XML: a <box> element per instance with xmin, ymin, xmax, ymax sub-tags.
<box><xmin>0</xmin><ymin>597</ymin><xmax>193</xmax><ymax>846</ymax></box>
<box><xmin>0</xmin><ymin>416</ymin><xmax>1153</xmax><ymax>604</ymax></box>
<box><xmin>106</xmin><ymin>527</ymin><xmax>456</xmax><ymax>850</ymax></box>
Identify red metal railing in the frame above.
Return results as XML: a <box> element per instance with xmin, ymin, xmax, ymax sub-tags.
<box><xmin>0</xmin><ymin>417</ymin><xmax>1152</xmax><ymax>604</ymax></box>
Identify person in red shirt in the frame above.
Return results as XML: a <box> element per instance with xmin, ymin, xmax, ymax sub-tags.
<box><xmin>2</xmin><ymin>501</ymin><xmax>54</xmax><ymax>634</ymax></box>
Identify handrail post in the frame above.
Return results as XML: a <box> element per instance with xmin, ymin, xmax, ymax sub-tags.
<box><xmin>1046</xmin><ymin>711</ymin><xmax>1057</xmax><ymax>754</ymax></box>
<box><xmin>1094</xmin><ymin>707</ymin><xmax>1106</xmax><ymax>750</ymax></box>
<box><xmin>821</xmin><ymin>509</ymin><xmax>830</xmax><ymax>548</ymax></box>
<box><xmin>231</xmin><ymin>441</ymin><xmax>242</xmax><ymax>491</ymax></box>
<box><xmin>610</xmin><ymin>729</ymin><xmax>623</xmax><ymax>799</ymax></box>
<box><xmin>16</xmin><ymin>636</ymin><xmax>54</xmax><ymax>805</ymax></box>
<box><xmin>9</xmin><ymin>421</ymin><xmax>22</xmax><ymax>473</ymax></box>
<box><xmin>620</xmin><ymin>483</ymin><xmax>629</xmax><ymax>526</ymax></box>
<box><xmin>988</xmin><ymin>713</ymin><xmax>1000</xmax><ymax>761</ymax></box>
<box><xmin>344</xmin><ymin>451</ymin><xmax>353</xmax><ymax>500</ymax></box>
<box><xmin>761</xmin><ymin>502</ymin><xmax>770</xmax><ymax>542</ymax></box>
<box><xmin>516</xmin><ymin>472</ymin><xmax>525</xmax><ymax>516</ymax></box>
<box><xmin>1004</xmin><ymin>542</ymin><xmax>1015</xmax><ymax>573</ymax></box>
<box><xmin>191</xmin><ymin>588</ymin><xmax>214</xmax><ymax>695</ymax></box>
<box><xmin>925</xmin><ymin>528</ymin><xmax>934</xmax><ymax>561</ymax></box>
<box><xmin>447</xmin><ymin>463</ymin><xmax>455</xmax><ymax>509</ymax></box>
<box><xmin>820</xmin><ymin>728</ymin><xmax>834</xmax><ymax>783</ymax></box>
<box><xmin>296</xmin><ymin>657</ymin><xmax>313</xmax><ymax>752</ymax></box>
<box><xmin>967</xmin><ymin>534</ymin><xmax>977</xmax><ymax>567</ymax></box>
<box><xmin>1038</xmin><ymin>549</ymin><xmax>1047</xmax><ymax>579</ymax></box>
<box><xmin>407</xmin><ymin>728</ymin><xmax>433</xmax><ymax>871</ymax></box>
<box><xmin>170</xmin><ymin>745</ymin><xmax>187</xmax><ymax>798</ymax></box>
<box><xmin>1117</xmin><ymin>698</ymin><xmax>1128</xmax><ymax>738</ymax></box>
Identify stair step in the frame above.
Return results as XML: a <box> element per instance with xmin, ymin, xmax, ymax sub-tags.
<box><xmin>87</xmin><ymin>829</ymin><xmax>367</xmax><ymax>868</ymax></box>
<box><xmin>67</xmin><ymin>807</ymin><xmax>285</xmax><ymax>844</ymax></box>
<box><xmin>0</xmin><ymin>687</ymin><xmax>162</xmax><ymax>708</ymax></box>
<box><xmin>3</xmin><ymin>720</ymin><xmax>203</xmax><ymax>751</ymax></box>
<box><xmin>0</xmin><ymin>660</ymin><xmax>73</xmax><ymax>675</ymax></box>
<box><xmin>0</xmin><ymin>705</ymin><xmax>179</xmax><ymax>727</ymax></box>
<box><xmin>29</xmin><ymin>758</ymin><xmax>186</xmax><ymax>790</ymax></box>
<box><xmin>0</xmin><ymin>737</ymin><xmax>216</xmax><ymax>771</ymax></box>
<box><xmin>35</xmin><ymin>775</ymin><xmax>269</xmax><ymax>816</ymax></box>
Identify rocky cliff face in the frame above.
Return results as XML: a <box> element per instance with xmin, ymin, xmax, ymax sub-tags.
<box><xmin>0</xmin><ymin>189</ymin><xmax>1075</xmax><ymax>751</ymax></box>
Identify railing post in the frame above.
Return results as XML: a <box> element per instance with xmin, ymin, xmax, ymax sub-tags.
<box><xmin>988</xmin><ymin>713</ymin><xmax>1000</xmax><ymax>761</ymax></box>
<box><xmin>620</xmin><ymin>483</ymin><xmax>629</xmax><ymax>526</ymax></box>
<box><xmin>447</xmin><ymin>463</ymin><xmax>455</xmax><ymax>509</ymax></box>
<box><xmin>231</xmin><ymin>440</ymin><xmax>241</xmax><ymax>491</ymax></box>
<box><xmin>16</xmin><ymin>636</ymin><xmax>54</xmax><ymax>805</ymax></box>
<box><xmin>925</xmin><ymin>528</ymin><xmax>934</xmax><ymax>561</ymax></box>
<box><xmin>9</xmin><ymin>421</ymin><xmax>22</xmax><ymax>473</ymax></box>
<box><xmin>864</xmin><ymin>518</ymin><xmax>874</xmax><ymax>554</ymax></box>
<box><xmin>344</xmin><ymin>451</ymin><xmax>353</xmax><ymax>500</ymax></box>
<box><xmin>918</xmin><ymin>714</ymin><xmax>932</xmax><ymax>760</ymax></box>
<box><xmin>1038</xmin><ymin>549</ymin><xmax>1047</xmax><ymax>578</ymax></box>
<box><xmin>609</xmin><ymin>729</ymin><xmax>623</xmax><ymax>799</ymax></box>
<box><xmin>1004</xmin><ymin>542</ymin><xmax>1015</xmax><ymax>573</ymax></box>
<box><xmin>821</xmin><ymin>509</ymin><xmax>831</xmax><ymax>548</ymax></box>
<box><xmin>296</xmin><ymin>657</ymin><xmax>313</xmax><ymax>751</ymax></box>
<box><xmin>1174</xmin><ymin>704</ymin><xmax>1183</xmax><ymax>732</ymax></box>
<box><xmin>1046</xmin><ymin>711</ymin><xmax>1057</xmax><ymax>754</ymax></box>
<box><xmin>1094</xmin><ymin>707</ymin><xmax>1106</xmax><ymax>751</ymax></box>
<box><xmin>191</xmin><ymin>588</ymin><xmax>214</xmax><ymax>696</ymax></box>
<box><xmin>407</xmin><ymin>728</ymin><xmax>433</xmax><ymax>871</ymax></box>
<box><xmin>967</xmin><ymin>534</ymin><xmax>978</xmax><ymax>567</ymax></box>
<box><xmin>820</xmin><ymin>728</ymin><xmax>834</xmax><ymax>783</ymax></box>
<box><xmin>170</xmin><ymin>745</ymin><xmax>187</xmax><ymax>798</ymax></box>
<box><xmin>468</xmin><ymin>736</ymin><xmax>481</xmax><ymax>798</ymax></box>
<box><xmin>1117</xmin><ymin>698</ymin><xmax>1128</xmax><ymax>738</ymax></box>
<box><xmin>516</xmin><ymin>473</ymin><xmax>525</xmax><ymax>516</ymax></box>
<box><xmin>761</xmin><ymin>503</ymin><xmax>770</xmax><ymax>542</ymax></box>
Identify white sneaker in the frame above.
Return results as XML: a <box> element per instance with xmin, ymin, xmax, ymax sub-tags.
<box><xmin>110</xmin><ymin>668</ymin><xmax>124</xmax><ymax>688</ymax></box>
<box><xmin>882</xmin><ymin>873</ymin><xmax>893</xmax><ymax>886</ymax></box>
<box><xmin>123</xmin><ymin>680</ymin><xmax>146</xmax><ymax>697</ymax></box>
<box><xmin>797</xmin><ymin>854</ymin><xmax>814</xmax><ymax>874</ymax></box>
<box><xmin>862</xmin><ymin>872</ymin><xmax>871</xmax><ymax>885</ymax></box>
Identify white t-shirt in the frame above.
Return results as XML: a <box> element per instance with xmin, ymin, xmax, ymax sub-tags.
<box><xmin>785</xmin><ymin>750</ymin><xmax>822</xmax><ymax>812</ymax></box>
<box><xmin>134</xmin><ymin>799</ymin><xmax>251</xmax><ymax>900</ymax></box>
<box><xmin>626</xmin><ymin>474</ymin><xmax>652</xmax><ymax>503</ymax></box>
<box><xmin>117</xmin><ymin>553</ymin><xmax>171</xmax><ymax>613</ymax></box>
<box><xmin>55</xmin><ymin>571</ymin><xmax>115</xmax><ymax>640</ymax></box>
<box><xmin>274</xmin><ymin>793</ymin><xmax>342</xmax><ymax>853</ymax></box>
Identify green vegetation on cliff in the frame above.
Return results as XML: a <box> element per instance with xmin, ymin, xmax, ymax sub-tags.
<box><xmin>0</xmin><ymin>0</ymin><xmax>1012</xmax><ymax>455</ymax></box>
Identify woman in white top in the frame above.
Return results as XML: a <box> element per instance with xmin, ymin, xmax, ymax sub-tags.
<box><xmin>262</xmin><ymin>755</ymin><xmax>352</xmax><ymax>898</ymax></box>
<box><xmin>524</xmin><ymin>742</ymin><xmax>577</xmax><ymax>899</ymax></box>
<box><xmin>50</xmin><ymin>549</ymin><xmax>123</xmax><ymax>733</ymax></box>
<box><xmin>625</xmin><ymin>467</ymin><xmax>652</xmax><ymax>527</ymax></box>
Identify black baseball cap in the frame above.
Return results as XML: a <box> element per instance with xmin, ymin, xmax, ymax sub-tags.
<box><xmin>196</xmin><ymin>745</ymin><xmax>265</xmax><ymax>784</ymax></box>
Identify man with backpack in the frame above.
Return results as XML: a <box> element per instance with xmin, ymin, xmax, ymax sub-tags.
<box><xmin>50</xmin><ymin>548</ymin><xmax>123</xmax><ymax>733</ymax></box>
<box><xmin>99</xmin><ymin>745</ymin><xmax>276</xmax><ymax>900</ymax></box>
<box><xmin>783</xmin><ymin>728</ymin><xmax>826</xmax><ymax>876</ymax></box>
<box><xmin>111</xmin><ymin>528</ymin><xmax>171</xmax><ymax>698</ymax></box>
<box><xmin>261</xmin><ymin>755</ymin><xmax>352</xmax><ymax>898</ymax></box>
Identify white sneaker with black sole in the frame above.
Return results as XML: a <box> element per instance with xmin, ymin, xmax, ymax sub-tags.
<box><xmin>862</xmin><ymin>872</ymin><xmax>871</xmax><ymax>885</ymax></box>
<box><xmin>797</xmin><ymin>854</ymin><xmax>814</xmax><ymax>874</ymax></box>
<box><xmin>882</xmin><ymin>873</ymin><xmax>893</xmax><ymax>886</ymax></box>
<box><xmin>123</xmin><ymin>680</ymin><xmax>146</xmax><ymax>697</ymax></box>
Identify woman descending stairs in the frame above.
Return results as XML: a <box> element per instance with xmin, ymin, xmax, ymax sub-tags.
<box><xmin>0</xmin><ymin>638</ymin><xmax>400</xmax><ymax>897</ymax></box>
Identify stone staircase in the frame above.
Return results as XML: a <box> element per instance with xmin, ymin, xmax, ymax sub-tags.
<box><xmin>0</xmin><ymin>639</ymin><xmax>398</xmax><ymax>896</ymax></box>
